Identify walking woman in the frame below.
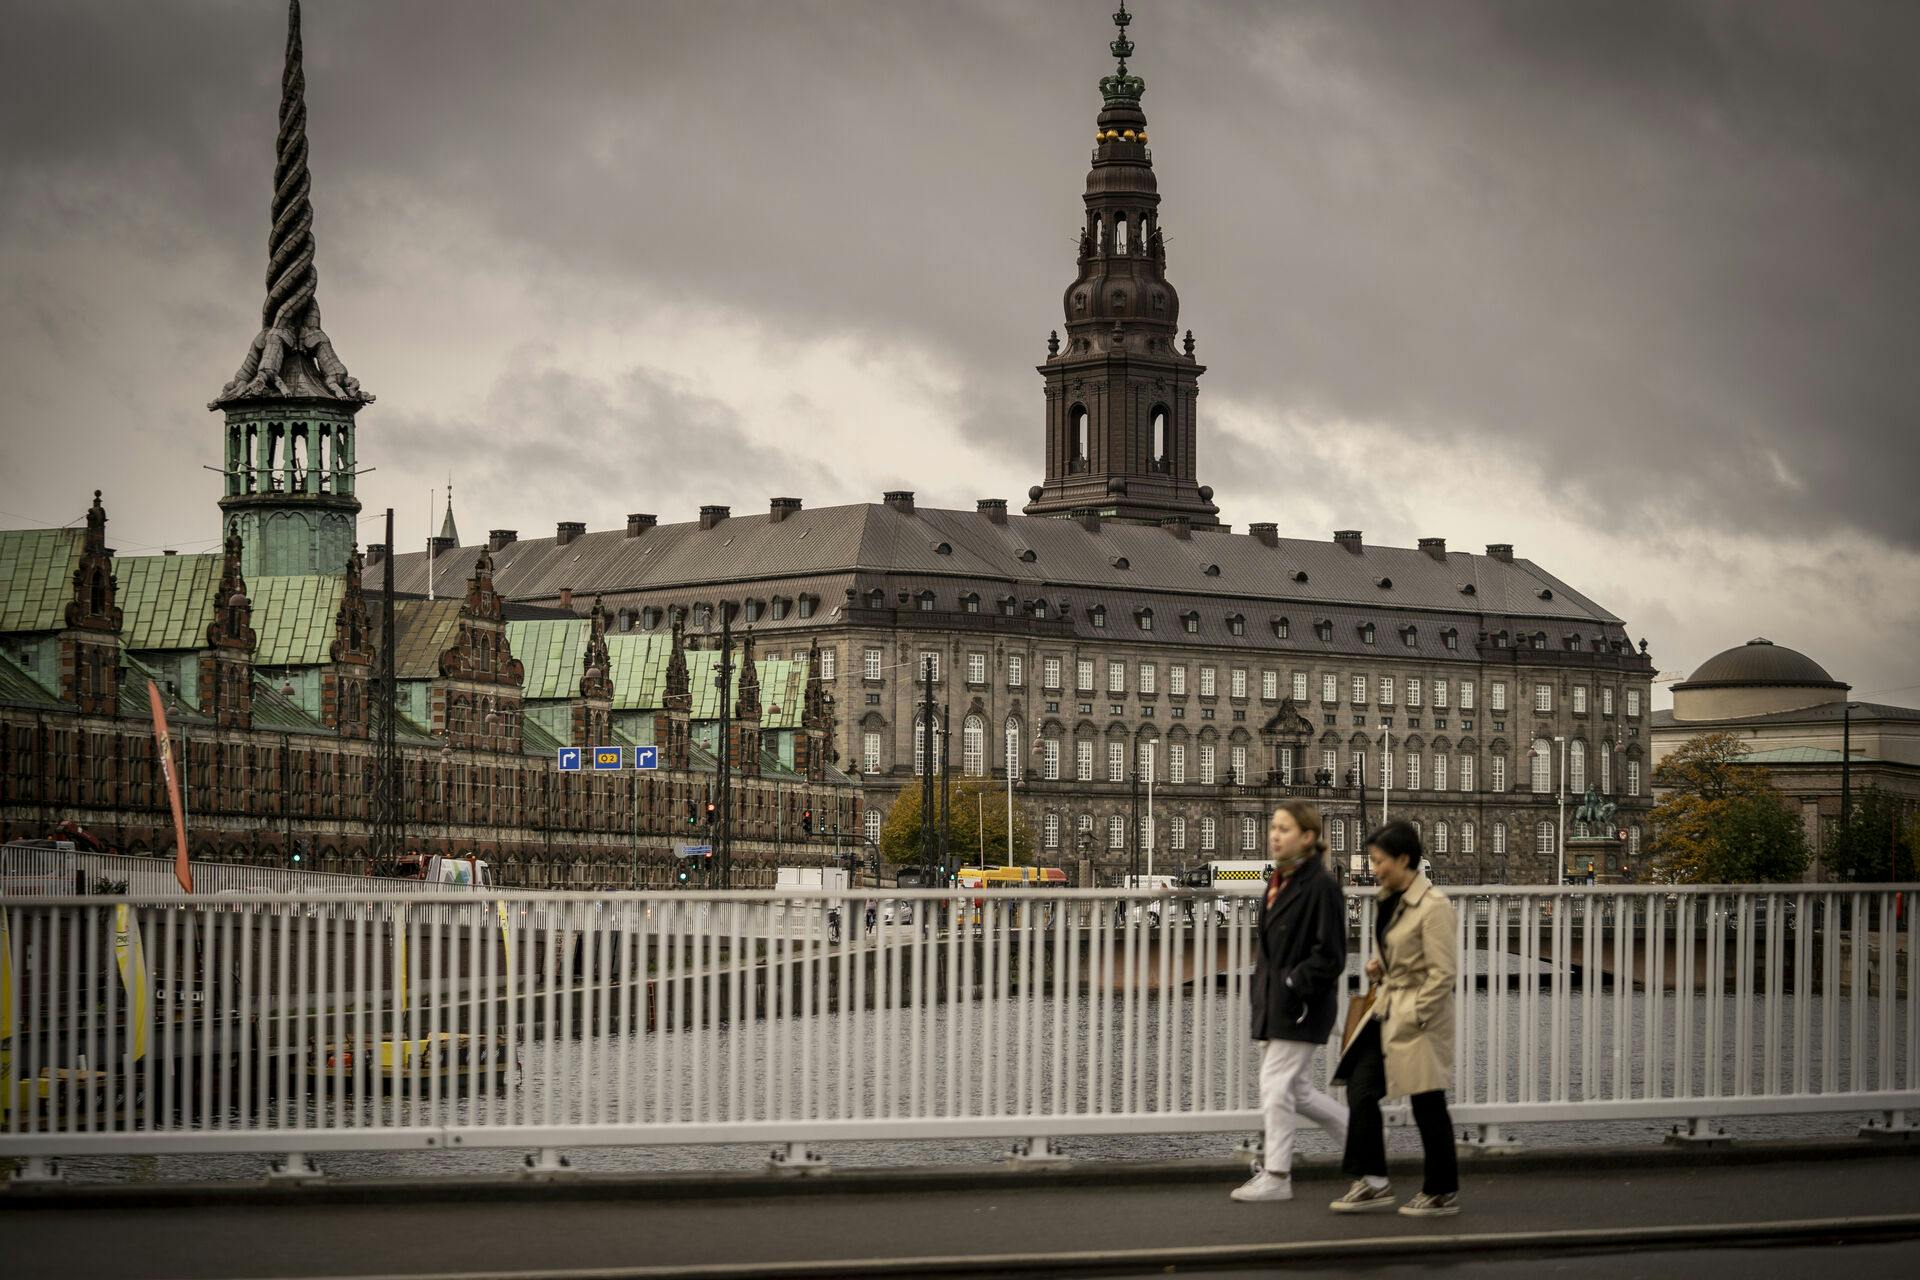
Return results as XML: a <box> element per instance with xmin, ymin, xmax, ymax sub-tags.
<box><xmin>1331</xmin><ymin>820</ymin><xmax>1461</xmax><ymax>1216</ymax></box>
<box><xmin>1232</xmin><ymin>800</ymin><xmax>1349</xmax><ymax>1202</ymax></box>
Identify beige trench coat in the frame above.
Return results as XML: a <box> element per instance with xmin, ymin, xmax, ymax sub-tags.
<box><xmin>1377</xmin><ymin>874</ymin><xmax>1458</xmax><ymax>1098</ymax></box>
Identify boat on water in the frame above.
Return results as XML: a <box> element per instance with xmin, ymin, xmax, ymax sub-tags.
<box><xmin>306</xmin><ymin>1031</ymin><xmax>511</xmax><ymax>1086</ymax></box>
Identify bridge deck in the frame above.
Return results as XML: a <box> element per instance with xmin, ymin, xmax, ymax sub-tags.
<box><xmin>6</xmin><ymin>1141</ymin><xmax>1916</xmax><ymax>1278</ymax></box>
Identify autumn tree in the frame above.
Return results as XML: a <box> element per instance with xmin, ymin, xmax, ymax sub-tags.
<box><xmin>878</xmin><ymin>778</ymin><xmax>1035</xmax><ymax>870</ymax></box>
<box><xmin>1650</xmin><ymin>732</ymin><xmax>1808</xmax><ymax>884</ymax></box>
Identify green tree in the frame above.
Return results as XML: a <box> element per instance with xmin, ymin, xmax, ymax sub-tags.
<box><xmin>1824</xmin><ymin>787</ymin><xmax>1917</xmax><ymax>882</ymax></box>
<box><xmin>1650</xmin><ymin>732</ymin><xmax>1808</xmax><ymax>884</ymax></box>
<box><xmin>878</xmin><ymin>778</ymin><xmax>1035</xmax><ymax>871</ymax></box>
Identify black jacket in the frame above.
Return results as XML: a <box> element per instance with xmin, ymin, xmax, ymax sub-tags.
<box><xmin>1248</xmin><ymin>855</ymin><xmax>1346</xmax><ymax>1044</ymax></box>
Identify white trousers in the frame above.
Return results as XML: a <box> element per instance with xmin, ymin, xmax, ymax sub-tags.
<box><xmin>1257</xmin><ymin>1038</ymin><xmax>1348</xmax><ymax>1176</ymax></box>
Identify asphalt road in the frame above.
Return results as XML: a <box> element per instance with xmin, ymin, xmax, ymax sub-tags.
<box><xmin>4</xmin><ymin>1150</ymin><xmax>1918</xmax><ymax>1279</ymax></box>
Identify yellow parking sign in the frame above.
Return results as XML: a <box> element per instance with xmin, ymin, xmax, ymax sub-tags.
<box><xmin>592</xmin><ymin>746</ymin><xmax>624</xmax><ymax>771</ymax></box>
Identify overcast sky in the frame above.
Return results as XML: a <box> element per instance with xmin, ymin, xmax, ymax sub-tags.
<box><xmin>3</xmin><ymin>0</ymin><xmax>1916</xmax><ymax>706</ymax></box>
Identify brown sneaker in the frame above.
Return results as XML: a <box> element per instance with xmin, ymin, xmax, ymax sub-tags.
<box><xmin>1398</xmin><ymin>1191</ymin><xmax>1460</xmax><ymax>1217</ymax></box>
<box><xmin>1329</xmin><ymin>1179</ymin><xmax>1397</xmax><ymax>1212</ymax></box>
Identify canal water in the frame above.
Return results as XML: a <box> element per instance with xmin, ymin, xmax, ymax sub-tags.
<box><xmin>53</xmin><ymin>978</ymin><xmax>1906</xmax><ymax>1184</ymax></box>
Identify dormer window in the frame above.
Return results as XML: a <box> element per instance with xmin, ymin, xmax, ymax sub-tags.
<box><xmin>1273</xmin><ymin>617</ymin><xmax>1290</xmax><ymax>639</ymax></box>
<box><xmin>1110</xmin><ymin>556</ymin><xmax>1129</xmax><ymax>570</ymax></box>
<box><xmin>1181</xmin><ymin>611</ymin><xmax>1200</xmax><ymax>634</ymax></box>
<box><xmin>641</xmin><ymin>606</ymin><xmax>663</xmax><ymax>630</ymax></box>
<box><xmin>1376</xmin><ymin>577</ymin><xmax>1393</xmax><ymax>590</ymax></box>
<box><xmin>1538</xmin><ymin>588</ymin><xmax>1554</xmax><ymax>601</ymax></box>
<box><xmin>1019</xmin><ymin>548</ymin><xmax>1038</xmax><ymax>563</ymax></box>
<box><xmin>743</xmin><ymin>599</ymin><xmax>763</xmax><ymax>623</ymax></box>
<box><xmin>1442</xmin><ymin>628</ymin><xmax>1458</xmax><ymax>651</ymax></box>
<box><xmin>1533</xmin><ymin>631</ymin><xmax>1548</xmax><ymax>650</ymax></box>
<box><xmin>1204</xmin><ymin>564</ymin><xmax>1221</xmax><ymax>577</ymax></box>
<box><xmin>1315</xmin><ymin>619</ymin><xmax>1333</xmax><ymax>642</ymax></box>
<box><xmin>1402</xmin><ymin>626</ymin><xmax>1418</xmax><ymax>650</ymax></box>
<box><xmin>1227</xmin><ymin>613</ymin><xmax>1246</xmax><ymax>637</ymax></box>
<box><xmin>916</xmin><ymin>590</ymin><xmax>936</xmax><ymax>612</ymax></box>
<box><xmin>1136</xmin><ymin>607</ymin><xmax>1154</xmax><ymax>632</ymax></box>
<box><xmin>1032</xmin><ymin>599</ymin><xmax>1048</xmax><ymax>619</ymax></box>
<box><xmin>961</xmin><ymin>592</ymin><xmax>980</xmax><ymax>614</ymax></box>
<box><xmin>1360</xmin><ymin>623</ymin><xmax>1376</xmax><ymax>645</ymax></box>
<box><xmin>1292</xmin><ymin>570</ymin><xmax>1309</xmax><ymax>583</ymax></box>
<box><xmin>1459</xmin><ymin>583</ymin><xmax>1477</xmax><ymax>596</ymax></box>
<box><xmin>797</xmin><ymin>595</ymin><xmax>817</xmax><ymax>619</ymax></box>
<box><xmin>866</xmin><ymin>589</ymin><xmax>885</xmax><ymax>609</ymax></box>
<box><xmin>1091</xmin><ymin>605</ymin><xmax>1107</xmax><ymax>628</ymax></box>
<box><xmin>1000</xmin><ymin>595</ymin><xmax>1017</xmax><ymax>616</ymax></box>
<box><xmin>770</xmin><ymin>597</ymin><xmax>790</xmax><ymax>620</ymax></box>
<box><xmin>932</xmin><ymin>541</ymin><xmax>952</xmax><ymax>556</ymax></box>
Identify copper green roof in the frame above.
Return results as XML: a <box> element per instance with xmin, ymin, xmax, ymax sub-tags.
<box><xmin>520</xmin><ymin>714</ymin><xmax>565</xmax><ymax>754</ymax></box>
<box><xmin>688</xmin><ymin>652</ymin><xmax>807</xmax><ymax>729</ymax></box>
<box><xmin>0</xmin><ymin>648</ymin><xmax>61</xmax><ymax>708</ymax></box>
<box><xmin>0</xmin><ymin>528</ymin><xmax>82</xmax><ymax>633</ymax></box>
<box><xmin>250</xmin><ymin>673</ymin><xmax>328</xmax><ymax>733</ymax></box>
<box><xmin>387</xmin><ymin>599</ymin><xmax>463</xmax><ymax>678</ymax></box>
<box><xmin>116</xmin><ymin>651</ymin><xmax>209</xmax><ymax>725</ymax></box>
<box><xmin>252</xmin><ymin>574</ymin><xmax>345</xmax><ymax>665</ymax></box>
<box><xmin>117</xmin><ymin>553</ymin><xmax>222</xmax><ymax>650</ymax></box>
<box><xmin>507</xmin><ymin>618</ymin><xmax>588</xmax><ymax>700</ymax></box>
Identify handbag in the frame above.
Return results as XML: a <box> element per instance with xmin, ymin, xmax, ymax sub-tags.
<box><xmin>1331</xmin><ymin>981</ymin><xmax>1379</xmax><ymax>1085</ymax></box>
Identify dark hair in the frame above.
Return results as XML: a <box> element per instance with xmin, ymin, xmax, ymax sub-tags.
<box><xmin>1365</xmin><ymin>820</ymin><xmax>1422</xmax><ymax>867</ymax></box>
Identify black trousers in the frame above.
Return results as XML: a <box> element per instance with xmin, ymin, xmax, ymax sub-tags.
<box><xmin>1340</xmin><ymin>1020</ymin><xmax>1459</xmax><ymax>1195</ymax></box>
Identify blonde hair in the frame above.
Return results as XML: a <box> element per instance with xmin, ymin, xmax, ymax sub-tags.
<box><xmin>1270</xmin><ymin>799</ymin><xmax>1329</xmax><ymax>867</ymax></box>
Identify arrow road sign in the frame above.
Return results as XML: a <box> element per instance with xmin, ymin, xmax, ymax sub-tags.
<box><xmin>557</xmin><ymin>748</ymin><xmax>582</xmax><ymax>772</ymax></box>
<box><xmin>633</xmin><ymin>745</ymin><xmax>659</xmax><ymax>770</ymax></box>
<box><xmin>592</xmin><ymin>746</ymin><xmax>624</xmax><ymax>770</ymax></box>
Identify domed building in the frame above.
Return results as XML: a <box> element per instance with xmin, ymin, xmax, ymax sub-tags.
<box><xmin>1652</xmin><ymin>639</ymin><xmax>1920</xmax><ymax>878</ymax></box>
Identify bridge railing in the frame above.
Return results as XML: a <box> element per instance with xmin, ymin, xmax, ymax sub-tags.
<box><xmin>0</xmin><ymin>883</ymin><xmax>1913</xmax><ymax>1176</ymax></box>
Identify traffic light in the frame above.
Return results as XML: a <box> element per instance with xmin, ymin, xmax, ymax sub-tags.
<box><xmin>684</xmin><ymin>799</ymin><xmax>697</xmax><ymax>826</ymax></box>
<box><xmin>291</xmin><ymin>851</ymin><xmax>302</xmax><ymax>864</ymax></box>
<box><xmin>802</xmin><ymin>808</ymin><xmax>813</xmax><ymax>835</ymax></box>
<box><xmin>678</xmin><ymin>866</ymin><xmax>689</xmax><ymax>884</ymax></box>
<box><xmin>704</xmin><ymin>800</ymin><xmax>718</xmax><ymax>824</ymax></box>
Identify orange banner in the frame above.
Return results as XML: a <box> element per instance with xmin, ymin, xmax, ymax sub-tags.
<box><xmin>147</xmin><ymin>680</ymin><xmax>193</xmax><ymax>894</ymax></box>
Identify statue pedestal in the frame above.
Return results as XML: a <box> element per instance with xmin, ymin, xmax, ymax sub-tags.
<box><xmin>1565</xmin><ymin>834</ymin><xmax>1629</xmax><ymax>884</ymax></box>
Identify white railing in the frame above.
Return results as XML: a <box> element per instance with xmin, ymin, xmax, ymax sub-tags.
<box><xmin>1</xmin><ymin>884</ymin><xmax>1914</xmax><ymax>1177</ymax></box>
<box><xmin>60</xmin><ymin>850</ymin><xmax>451</xmax><ymax>898</ymax></box>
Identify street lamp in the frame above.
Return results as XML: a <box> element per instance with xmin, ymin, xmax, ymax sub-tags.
<box><xmin>1554</xmin><ymin>734</ymin><xmax>1568</xmax><ymax>881</ymax></box>
<box><xmin>1146</xmin><ymin>736</ymin><xmax>1159</xmax><ymax>878</ymax></box>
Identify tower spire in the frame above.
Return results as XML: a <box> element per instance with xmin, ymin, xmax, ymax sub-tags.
<box><xmin>1101</xmin><ymin>2</ymin><xmax>1144</xmax><ymax>104</ymax></box>
<box><xmin>211</xmin><ymin>0</ymin><xmax>371</xmax><ymax>409</ymax></box>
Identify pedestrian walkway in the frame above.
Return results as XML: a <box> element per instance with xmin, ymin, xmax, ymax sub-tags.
<box><xmin>5</xmin><ymin>1141</ymin><xmax>1916</xmax><ymax>1278</ymax></box>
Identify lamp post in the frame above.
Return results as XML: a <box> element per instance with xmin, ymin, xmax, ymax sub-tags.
<box><xmin>1146</xmin><ymin>736</ymin><xmax>1159</xmax><ymax>878</ymax></box>
<box><xmin>1555</xmin><ymin>734</ymin><xmax>1568</xmax><ymax>881</ymax></box>
<box><xmin>1381</xmin><ymin>727</ymin><xmax>1393</xmax><ymax>824</ymax></box>
<box><xmin>1004</xmin><ymin>722</ymin><xmax>1016</xmax><ymax>866</ymax></box>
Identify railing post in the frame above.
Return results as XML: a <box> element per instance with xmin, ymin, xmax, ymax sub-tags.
<box><xmin>522</xmin><ymin>1148</ymin><xmax>573</xmax><ymax>1176</ymax></box>
<box><xmin>8</xmin><ymin>1156</ymin><xmax>64</xmax><ymax>1184</ymax></box>
<box><xmin>1008</xmin><ymin>1137</ymin><xmax>1069</xmax><ymax>1165</ymax></box>
<box><xmin>768</xmin><ymin>1142</ymin><xmax>828</xmax><ymax>1172</ymax></box>
<box><xmin>1860</xmin><ymin>1110</ymin><xmax>1917</xmax><ymax>1142</ymax></box>
<box><xmin>1457</xmin><ymin>1123</ymin><xmax>1521</xmax><ymax>1154</ymax></box>
<box><xmin>266</xmin><ymin>1152</ymin><xmax>323</xmax><ymax>1182</ymax></box>
<box><xmin>1666</xmin><ymin>1116</ymin><xmax>1729</xmax><ymax>1145</ymax></box>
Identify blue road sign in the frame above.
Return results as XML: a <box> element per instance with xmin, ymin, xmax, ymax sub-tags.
<box><xmin>591</xmin><ymin>746</ymin><xmax>624</xmax><ymax>771</ymax></box>
<box><xmin>557</xmin><ymin>747</ymin><xmax>582</xmax><ymax>772</ymax></box>
<box><xmin>632</xmin><ymin>745</ymin><xmax>659</xmax><ymax>770</ymax></box>
<box><xmin>677</xmin><ymin>843</ymin><xmax>713</xmax><ymax>858</ymax></box>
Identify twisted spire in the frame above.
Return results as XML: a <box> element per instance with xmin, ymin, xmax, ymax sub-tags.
<box><xmin>212</xmin><ymin>1</ymin><xmax>371</xmax><ymax>409</ymax></box>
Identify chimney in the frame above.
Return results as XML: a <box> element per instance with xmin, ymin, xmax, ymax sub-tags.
<box><xmin>883</xmin><ymin>490</ymin><xmax>915</xmax><ymax>515</ymax></box>
<box><xmin>428</xmin><ymin>534</ymin><xmax>458</xmax><ymax>558</ymax></box>
<box><xmin>698</xmin><ymin>504</ymin><xmax>731</xmax><ymax>530</ymax></box>
<box><xmin>556</xmin><ymin>520</ymin><xmax>585</xmax><ymax>546</ymax></box>
<box><xmin>1160</xmin><ymin>516</ymin><xmax>1191</xmax><ymax>540</ymax></box>
<box><xmin>488</xmin><ymin>529</ymin><xmax>518</xmax><ymax>552</ymax></box>
<box><xmin>1074</xmin><ymin>508</ymin><xmax>1101</xmax><ymax>533</ymax></box>
<box><xmin>768</xmin><ymin>497</ymin><xmax>802</xmax><ymax>524</ymax></box>
<box><xmin>1418</xmin><ymin>537</ymin><xmax>1447</xmax><ymax>562</ymax></box>
<box><xmin>1335</xmin><ymin>530</ymin><xmax>1364</xmax><ymax>554</ymax></box>
<box><xmin>558</xmin><ymin>587</ymin><xmax>574</xmax><ymax>609</ymax></box>
<box><xmin>367</xmin><ymin>543</ymin><xmax>388</xmax><ymax>563</ymax></box>
<box><xmin>162</xmin><ymin>548</ymin><xmax>178</xmax><ymax>557</ymax></box>
<box><xmin>976</xmin><ymin>497</ymin><xmax>1008</xmax><ymax>524</ymax></box>
<box><xmin>1486</xmin><ymin>543</ymin><xmax>1514</xmax><ymax>563</ymax></box>
<box><xmin>625</xmin><ymin>514</ymin><xmax>657</xmax><ymax>537</ymax></box>
<box><xmin>1248</xmin><ymin>522</ymin><xmax>1278</xmax><ymax>547</ymax></box>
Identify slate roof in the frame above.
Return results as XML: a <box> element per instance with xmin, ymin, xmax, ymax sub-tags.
<box><xmin>0</xmin><ymin>528</ymin><xmax>83</xmax><ymax>633</ymax></box>
<box><xmin>1741</xmin><ymin>746</ymin><xmax>1848</xmax><ymax>764</ymax></box>
<box><xmin>116</xmin><ymin>553</ymin><xmax>222</xmax><ymax>650</ymax></box>
<box><xmin>251</xmin><ymin>575</ymin><xmax>346</xmax><ymax>666</ymax></box>
<box><xmin>1653</xmin><ymin>700</ymin><xmax>1920</xmax><ymax>730</ymax></box>
<box><xmin>384</xmin><ymin>503</ymin><xmax>1630</xmax><ymax>645</ymax></box>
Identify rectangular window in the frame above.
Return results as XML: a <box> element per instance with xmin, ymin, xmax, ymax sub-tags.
<box><xmin>1137</xmin><ymin>740</ymin><xmax>1154</xmax><ymax>779</ymax></box>
<box><xmin>1293</xmin><ymin>672</ymin><xmax>1309</xmax><ymax>702</ymax></box>
<box><xmin>1108</xmin><ymin>740</ymin><xmax>1125</xmax><ymax>783</ymax></box>
<box><xmin>1534</xmin><ymin>683</ymin><xmax>1552</xmax><ymax>713</ymax></box>
<box><xmin>1600</xmin><ymin>747</ymin><xmax>1612</xmax><ymax>794</ymax></box>
<box><xmin>1460</xmin><ymin>755</ymin><xmax>1474</xmax><ymax>791</ymax></box>
<box><xmin>1241</xmin><ymin>816</ymin><xmax>1258</xmax><ymax>852</ymax></box>
<box><xmin>1460</xmin><ymin>681</ymin><xmax>1475</xmax><ymax>710</ymax></box>
<box><xmin>863</xmin><ymin>648</ymin><xmax>882</xmax><ymax>680</ymax></box>
<box><xmin>1008</xmin><ymin>654</ymin><xmax>1023</xmax><ymax>687</ymax></box>
<box><xmin>1042</xmin><ymin>738</ymin><xmax>1060</xmax><ymax>781</ymax></box>
<box><xmin>1077</xmin><ymin>659</ymin><xmax>1095</xmax><ymax>693</ymax></box>
<box><xmin>820</xmin><ymin>648</ymin><xmax>837</xmax><ymax>680</ymax></box>
<box><xmin>1433</xmin><ymin>754</ymin><xmax>1447</xmax><ymax>791</ymax></box>
<box><xmin>1602</xmin><ymin>687</ymin><xmax>1613</xmax><ymax>716</ymax></box>
<box><xmin>1351</xmin><ymin>675</ymin><xmax>1368</xmax><ymax>705</ymax></box>
<box><xmin>1044</xmin><ymin>657</ymin><xmax>1062</xmax><ymax>690</ymax></box>
<box><xmin>1169</xmin><ymin>743</ymin><xmax>1187</xmax><ymax>784</ymax></box>
<box><xmin>1171</xmin><ymin>816</ymin><xmax>1186</xmax><ymax>851</ymax></box>
<box><xmin>1278</xmin><ymin>745</ymin><xmax>1295</xmax><ymax>783</ymax></box>
<box><xmin>1076</xmin><ymin>739</ymin><xmax>1094</xmax><ymax>782</ymax></box>
<box><xmin>1491</xmin><ymin>822</ymin><xmax>1506</xmax><ymax>856</ymax></box>
<box><xmin>1201</xmin><ymin>816</ymin><xmax>1217</xmax><ymax>852</ymax></box>
<box><xmin>1171</xmin><ymin>666</ymin><xmax>1188</xmax><ymax>696</ymax></box>
<box><xmin>1261</xmin><ymin>670</ymin><xmax>1278</xmax><ymax>700</ymax></box>
<box><xmin>1044</xmin><ymin>813</ymin><xmax>1059</xmax><ymax>850</ymax></box>
<box><xmin>1432</xmin><ymin>678</ymin><xmax>1448</xmax><ymax>709</ymax></box>
<box><xmin>1322</xmin><ymin>748</ymin><xmax>1338</xmax><ymax>778</ymax></box>
<box><xmin>1230</xmin><ymin>668</ymin><xmax>1247</xmax><ymax>699</ymax></box>
<box><xmin>1321</xmin><ymin>673</ymin><xmax>1338</xmax><ymax>704</ymax></box>
<box><xmin>1491</xmin><ymin>755</ymin><xmax>1507</xmax><ymax>793</ymax></box>
<box><xmin>1353</xmin><ymin>751</ymin><xmax>1367</xmax><ymax>786</ymax></box>
<box><xmin>865</xmin><ymin>810</ymin><xmax>881</xmax><ymax>844</ymax></box>
<box><xmin>1406</xmin><ymin>753</ymin><xmax>1421</xmax><ymax>790</ymax></box>
<box><xmin>1490</xmin><ymin>681</ymin><xmax>1507</xmax><ymax>713</ymax></box>
<box><xmin>1573</xmin><ymin>685</ymin><xmax>1589</xmax><ymax>714</ymax></box>
<box><xmin>1199</xmin><ymin>743</ymin><xmax>1216</xmax><ymax>786</ymax></box>
<box><xmin>1627</xmin><ymin>690</ymin><xmax>1642</xmax><ymax>717</ymax></box>
<box><xmin>1408</xmin><ymin>677</ymin><xmax>1422</xmax><ymax>708</ymax></box>
<box><xmin>1627</xmin><ymin>759</ymin><xmax>1641</xmax><ymax>795</ymax></box>
<box><xmin>1230</xmin><ymin>744</ymin><xmax>1247</xmax><ymax>784</ymax></box>
<box><xmin>1199</xmin><ymin>666</ymin><xmax>1217</xmax><ymax>697</ymax></box>
<box><xmin>1109</xmin><ymin>814</ymin><xmax>1126</xmax><ymax>850</ymax></box>
<box><xmin>862</xmin><ymin>732</ymin><xmax>881</xmax><ymax>774</ymax></box>
<box><xmin>919</xmin><ymin>651</ymin><xmax>941</xmax><ymax>683</ymax></box>
<box><xmin>1140</xmin><ymin>663</ymin><xmax>1157</xmax><ymax>695</ymax></box>
<box><xmin>1380</xmin><ymin>676</ymin><xmax>1395</xmax><ymax>705</ymax></box>
<box><xmin>1108</xmin><ymin>661</ymin><xmax>1126</xmax><ymax>694</ymax></box>
<box><xmin>967</xmin><ymin>652</ymin><xmax>986</xmax><ymax>685</ymax></box>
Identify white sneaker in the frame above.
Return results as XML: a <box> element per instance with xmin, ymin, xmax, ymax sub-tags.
<box><xmin>1230</xmin><ymin>1170</ymin><xmax>1294</xmax><ymax>1202</ymax></box>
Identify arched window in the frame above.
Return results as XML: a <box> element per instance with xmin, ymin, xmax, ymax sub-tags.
<box><xmin>913</xmin><ymin>712</ymin><xmax>931</xmax><ymax>776</ymax></box>
<box><xmin>1068</xmin><ymin>403</ymin><xmax>1090</xmax><ymax>469</ymax></box>
<box><xmin>1536</xmin><ymin>820</ymin><xmax>1555</xmax><ymax>860</ymax></box>
<box><xmin>1329</xmin><ymin>817</ymin><xmax>1347</xmax><ymax>854</ymax></box>
<box><xmin>962</xmin><ymin>714</ymin><xmax>985</xmax><ymax>777</ymax></box>
<box><xmin>1433</xmin><ymin>821</ymin><xmax>1449</xmax><ymax>854</ymax></box>
<box><xmin>1629</xmin><ymin>824</ymin><xmax>1642</xmax><ymax>858</ymax></box>
<box><xmin>1492</xmin><ymin>823</ymin><xmax>1507</xmax><ymax>856</ymax></box>
<box><xmin>1003</xmin><ymin>717</ymin><xmax>1022</xmax><ymax>777</ymax></box>
<box><xmin>1600</xmin><ymin>743</ymin><xmax>1613</xmax><ymax>794</ymax></box>
<box><xmin>1115</xmin><ymin>211</ymin><xmax>1129</xmax><ymax>254</ymax></box>
<box><xmin>1569</xmin><ymin>739</ymin><xmax>1587</xmax><ymax>792</ymax></box>
<box><xmin>1531</xmin><ymin>740</ymin><xmax>1552</xmax><ymax>794</ymax></box>
<box><xmin>1150</xmin><ymin>404</ymin><xmax>1169</xmax><ymax>470</ymax></box>
<box><xmin>1460</xmin><ymin>821</ymin><xmax>1475</xmax><ymax>855</ymax></box>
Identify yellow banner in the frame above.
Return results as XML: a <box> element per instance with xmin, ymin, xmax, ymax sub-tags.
<box><xmin>113</xmin><ymin>904</ymin><xmax>151</xmax><ymax>1061</ymax></box>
